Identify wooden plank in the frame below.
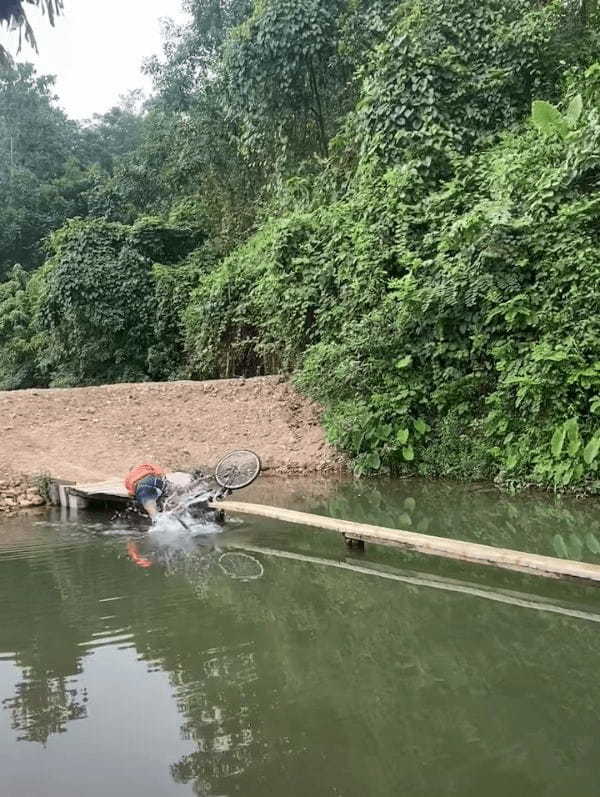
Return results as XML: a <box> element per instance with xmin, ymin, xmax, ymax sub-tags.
<box><xmin>70</xmin><ymin>471</ymin><xmax>194</xmax><ymax>502</ymax></box>
<box><xmin>70</xmin><ymin>478</ymin><xmax>129</xmax><ymax>500</ymax></box>
<box><xmin>212</xmin><ymin>500</ymin><xmax>600</xmax><ymax>585</ymax></box>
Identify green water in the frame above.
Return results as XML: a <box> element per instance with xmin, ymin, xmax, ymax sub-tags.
<box><xmin>2</xmin><ymin>477</ymin><xmax>600</xmax><ymax>796</ymax></box>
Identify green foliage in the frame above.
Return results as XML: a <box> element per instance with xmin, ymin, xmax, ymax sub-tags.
<box><xmin>40</xmin><ymin>219</ymin><xmax>150</xmax><ymax>385</ymax></box>
<box><xmin>78</xmin><ymin>100</ymin><xmax>145</xmax><ymax>172</ymax></box>
<box><xmin>144</xmin><ymin>0</ymin><xmax>253</xmax><ymax>111</ymax></box>
<box><xmin>183</xmin><ymin>182</ymin><xmax>397</xmax><ymax>379</ymax></box>
<box><xmin>128</xmin><ymin>216</ymin><xmax>202</xmax><ymax>264</ymax></box>
<box><xmin>32</xmin><ymin>471</ymin><xmax>52</xmax><ymax>502</ymax></box>
<box><xmin>0</xmin><ymin>213</ymin><xmax>205</xmax><ymax>388</ymax></box>
<box><xmin>183</xmin><ymin>55</ymin><xmax>600</xmax><ymax>491</ymax></box>
<box><xmin>0</xmin><ymin>63</ymin><xmax>78</xmax><ymax>274</ymax></box>
<box><xmin>224</xmin><ymin>0</ymin><xmax>351</xmax><ymax>163</ymax></box>
<box><xmin>0</xmin><ymin>64</ymin><xmax>148</xmax><ymax>276</ymax></box>
<box><xmin>322</xmin><ymin>72</ymin><xmax>600</xmax><ymax>488</ymax></box>
<box><xmin>0</xmin><ymin>216</ymin><xmax>198</xmax><ymax>388</ymax></box>
<box><xmin>3</xmin><ymin>0</ymin><xmax>600</xmax><ymax>496</ymax></box>
<box><xmin>0</xmin><ymin>1</ymin><xmax>63</xmax><ymax>66</ymax></box>
<box><xmin>223</xmin><ymin>0</ymin><xmax>397</xmax><ymax>174</ymax></box>
<box><xmin>0</xmin><ymin>264</ymin><xmax>48</xmax><ymax>389</ymax></box>
<box><xmin>353</xmin><ymin>0</ymin><xmax>592</xmax><ymax>178</ymax></box>
<box><xmin>149</xmin><ymin>259</ymin><xmax>204</xmax><ymax>380</ymax></box>
<box><xmin>531</xmin><ymin>94</ymin><xmax>583</xmax><ymax>139</ymax></box>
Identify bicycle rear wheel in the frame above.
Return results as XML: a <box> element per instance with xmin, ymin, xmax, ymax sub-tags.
<box><xmin>215</xmin><ymin>450</ymin><xmax>261</xmax><ymax>490</ymax></box>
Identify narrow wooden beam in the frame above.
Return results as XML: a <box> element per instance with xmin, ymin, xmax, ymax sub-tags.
<box><xmin>212</xmin><ymin>500</ymin><xmax>600</xmax><ymax>585</ymax></box>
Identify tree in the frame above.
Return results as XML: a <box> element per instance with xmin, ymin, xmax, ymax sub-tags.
<box><xmin>78</xmin><ymin>99</ymin><xmax>146</xmax><ymax>173</ymax></box>
<box><xmin>0</xmin><ymin>0</ymin><xmax>63</xmax><ymax>65</ymax></box>
<box><xmin>0</xmin><ymin>62</ymin><xmax>77</xmax><ymax>178</ymax></box>
<box><xmin>0</xmin><ymin>62</ymin><xmax>80</xmax><ymax>275</ymax></box>
<box><xmin>224</xmin><ymin>0</ymin><xmax>352</xmax><ymax>166</ymax></box>
<box><xmin>0</xmin><ymin>63</ymin><xmax>147</xmax><ymax>275</ymax></box>
<box><xmin>144</xmin><ymin>0</ymin><xmax>253</xmax><ymax>111</ymax></box>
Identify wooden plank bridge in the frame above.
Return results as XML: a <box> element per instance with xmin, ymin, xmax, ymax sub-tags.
<box><xmin>50</xmin><ymin>476</ymin><xmax>600</xmax><ymax>586</ymax></box>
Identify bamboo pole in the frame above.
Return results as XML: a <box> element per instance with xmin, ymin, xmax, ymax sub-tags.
<box><xmin>212</xmin><ymin>500</ymin><xmax>600</xmax><ymax>585</ymax></box>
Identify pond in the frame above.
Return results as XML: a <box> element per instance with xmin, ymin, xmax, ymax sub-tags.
<box><xmin>2</xmin><ymin>477</ymin><xmax>600</xmax><ymax>796</ymax></box>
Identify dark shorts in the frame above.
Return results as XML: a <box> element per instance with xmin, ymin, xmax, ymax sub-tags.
<box><xmin>134</xmin><ymin>475</ymin><xmax>168</xmax><ymax>507</ymax></box>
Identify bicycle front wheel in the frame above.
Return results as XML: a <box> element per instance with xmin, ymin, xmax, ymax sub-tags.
<box><xmin>214</xmin><ymin>450</ymin><xmax>261</xmax><ymax>490</ymax></box>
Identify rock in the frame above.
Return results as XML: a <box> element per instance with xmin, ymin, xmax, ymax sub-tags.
<box><xmin>18</xmin><ymin>494</ymin><xmax>45</xmax><ymax>508</ymax></box>
<box><xmin>25</xmin><ymin>491</ymin><xmax>45</xmax><ymax>506</ymax></box>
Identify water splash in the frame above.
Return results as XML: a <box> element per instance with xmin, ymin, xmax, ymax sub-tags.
<box><xmin>150</xmin><ymin>510</ymin><xmax>223</xmax><ymax>539</ymax></box>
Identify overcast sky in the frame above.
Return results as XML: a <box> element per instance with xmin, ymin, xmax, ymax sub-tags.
<box><xmin>0</xmin><ymin>0</ymin><xmax>190</xmax><ymax>120</ymax></box>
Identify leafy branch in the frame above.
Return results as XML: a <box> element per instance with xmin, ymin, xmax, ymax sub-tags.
<box><xmin>0</xmin><ymin>0</ymin><xmax>63</xmax><ymax>65</ymax></box>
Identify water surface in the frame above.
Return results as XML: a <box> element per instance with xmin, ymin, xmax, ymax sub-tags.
<box><xmin>2</xmin><ymin>477</ymin><xmax>600</xmax><ymax>795</ymax></box>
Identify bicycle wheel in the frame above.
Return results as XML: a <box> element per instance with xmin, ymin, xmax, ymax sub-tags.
<box><xmin>214</xmin><ymin>450</ymin><xmax>261</xmax><ymax>490</ymax></box>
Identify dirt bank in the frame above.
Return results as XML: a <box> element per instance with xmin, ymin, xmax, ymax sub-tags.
<box><xmin>0</xmin><ymin>377</ymin><xmax>343</xmax><ymax>488</ymax></box>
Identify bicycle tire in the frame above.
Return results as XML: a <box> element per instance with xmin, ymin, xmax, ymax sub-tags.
<box><xmin>215</xmin><ymin>450</ymin><xmax>261</xmax><ymax>490</ymax></box>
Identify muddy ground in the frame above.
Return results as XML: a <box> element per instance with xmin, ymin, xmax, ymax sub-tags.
<box><xmin>0</xmin><ymin>377</ymin><xmax>343</xmax><ymax>486</ymax></box>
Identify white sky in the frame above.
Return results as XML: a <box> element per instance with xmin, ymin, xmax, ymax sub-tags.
<box><xmin>0</xmin><ymin>0</ymin><xmax>190</xmax><ymax>120</ymax></box>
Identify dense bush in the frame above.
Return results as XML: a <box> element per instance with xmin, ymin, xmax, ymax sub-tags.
<box><xmin>184</xmin><ymin>62</ymin><xmax>600</xmax><ymax>489</ymax></box>
<box><xmin>354</xmin><ymin>0</ymin><xmax>590</xmax><ymax>174</ymax></box>
<box><xmin>149</xmin><ymin>257</ymin><xmax>206</xmax><ymax>381</ymax></box>
<box><xmin>302</xmin><ymin>71</ymin><xmax>600</xmax><ymax>488</ymax></box>
<box><xmin>0</xmin><ymin>217</ymin><xmax>198</xmax><ymax>388</ymax></box>
<box><xmin>0</xmin><ymin>265</ymin><xmax>49</xmax><ymax>389</ymax></box>
<box><xmin>2</xmin><ymin>0</ymin><xmax>600</xmax><ymax>492</ymax></box>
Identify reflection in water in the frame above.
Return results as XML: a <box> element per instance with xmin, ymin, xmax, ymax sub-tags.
<box><xmin>128</xmin><ymin>532</ymin><xmax>265</xmax><ymax>596</ymax></box>
<box><xmin>244</xmin><ymin>475</ymin><xmax>600</xmax><ymax>562</ymax></box>
<box><xmin>2</xmin><ymin>478</ymin><xmax>600</xmax><ymax>795</ymax></box>
<box><xmin>2</xmin><ymin>674</ymin><xmax>87</xmax><ymax>744</ymax></box>
<box><xmin>128</xmin><ymin>531</ymin><xmax>267</xmax><ymax>792</ymax></box>
<box><xmin>170</xmin><ymin>641</ymin><xmax>259</xmax><ymax>792</ymax></box>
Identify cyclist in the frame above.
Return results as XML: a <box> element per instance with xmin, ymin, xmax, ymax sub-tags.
<box><xmin>124</xmin><ymin>464</ymin><xmax>169</xmax><ymax>521</ymax></box>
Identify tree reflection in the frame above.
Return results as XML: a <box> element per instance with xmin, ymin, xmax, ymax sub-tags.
<box><xmin>169</xmin><ymin>643</ymin><xmax>259</xmax><ymax>791</ymax></box>
<box><xmin>2</xmin><ymin>672</ymin><xmax>87</xmax><ymax>744</ymax></box>
<box><xmin>0</xmin><ymin>539</ymin><xmax>113</xmax><ymax>745</ymax></box>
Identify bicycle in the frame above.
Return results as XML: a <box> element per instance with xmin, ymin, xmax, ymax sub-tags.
<box><xmin>159</xmin><ymin>449</ymin><xmax>262</xmax><ymax>530</ymax></box>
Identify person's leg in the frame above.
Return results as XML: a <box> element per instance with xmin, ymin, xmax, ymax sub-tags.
<box><xmin>142</xmin><ymin>498</ymin><xmax>160</xmax><ymax>520</ymax></box>
<box><xmin>135</xmin><ymin>477</ymin><xmax>166</xmax><ymax>521</ymax></box>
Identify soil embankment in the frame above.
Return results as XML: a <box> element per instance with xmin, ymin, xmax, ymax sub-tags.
<box><xmin>0</xmin><ymin>377</ymin><xmax>342</xmax><ymax>495</ymax></box>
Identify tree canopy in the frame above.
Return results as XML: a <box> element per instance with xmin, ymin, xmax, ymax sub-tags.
<box><xmin>1</xmin><ymin>0</ymin><xmax>600</xmax><ymax>491</ymax></box>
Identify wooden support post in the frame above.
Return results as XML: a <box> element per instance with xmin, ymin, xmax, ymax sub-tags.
<box><xmin>68</xmin><ymin>490</ymin><xmax>89</xmax><ymax>510</ymax></box>
<box><xmin>344</xmin><ymin>534</ymin><xmax>365</xmax><ymax>552</ymax></box>
<box><xmin>48</xmin><ymin>479</ymin><xmax>74</xmax><ymax>506</ymax></box>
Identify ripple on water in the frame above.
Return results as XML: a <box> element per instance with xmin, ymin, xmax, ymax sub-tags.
<box><xmin>78</xmin><ymin>629</ymin><xmax>135</xmax><ymax>652</ymax></box>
